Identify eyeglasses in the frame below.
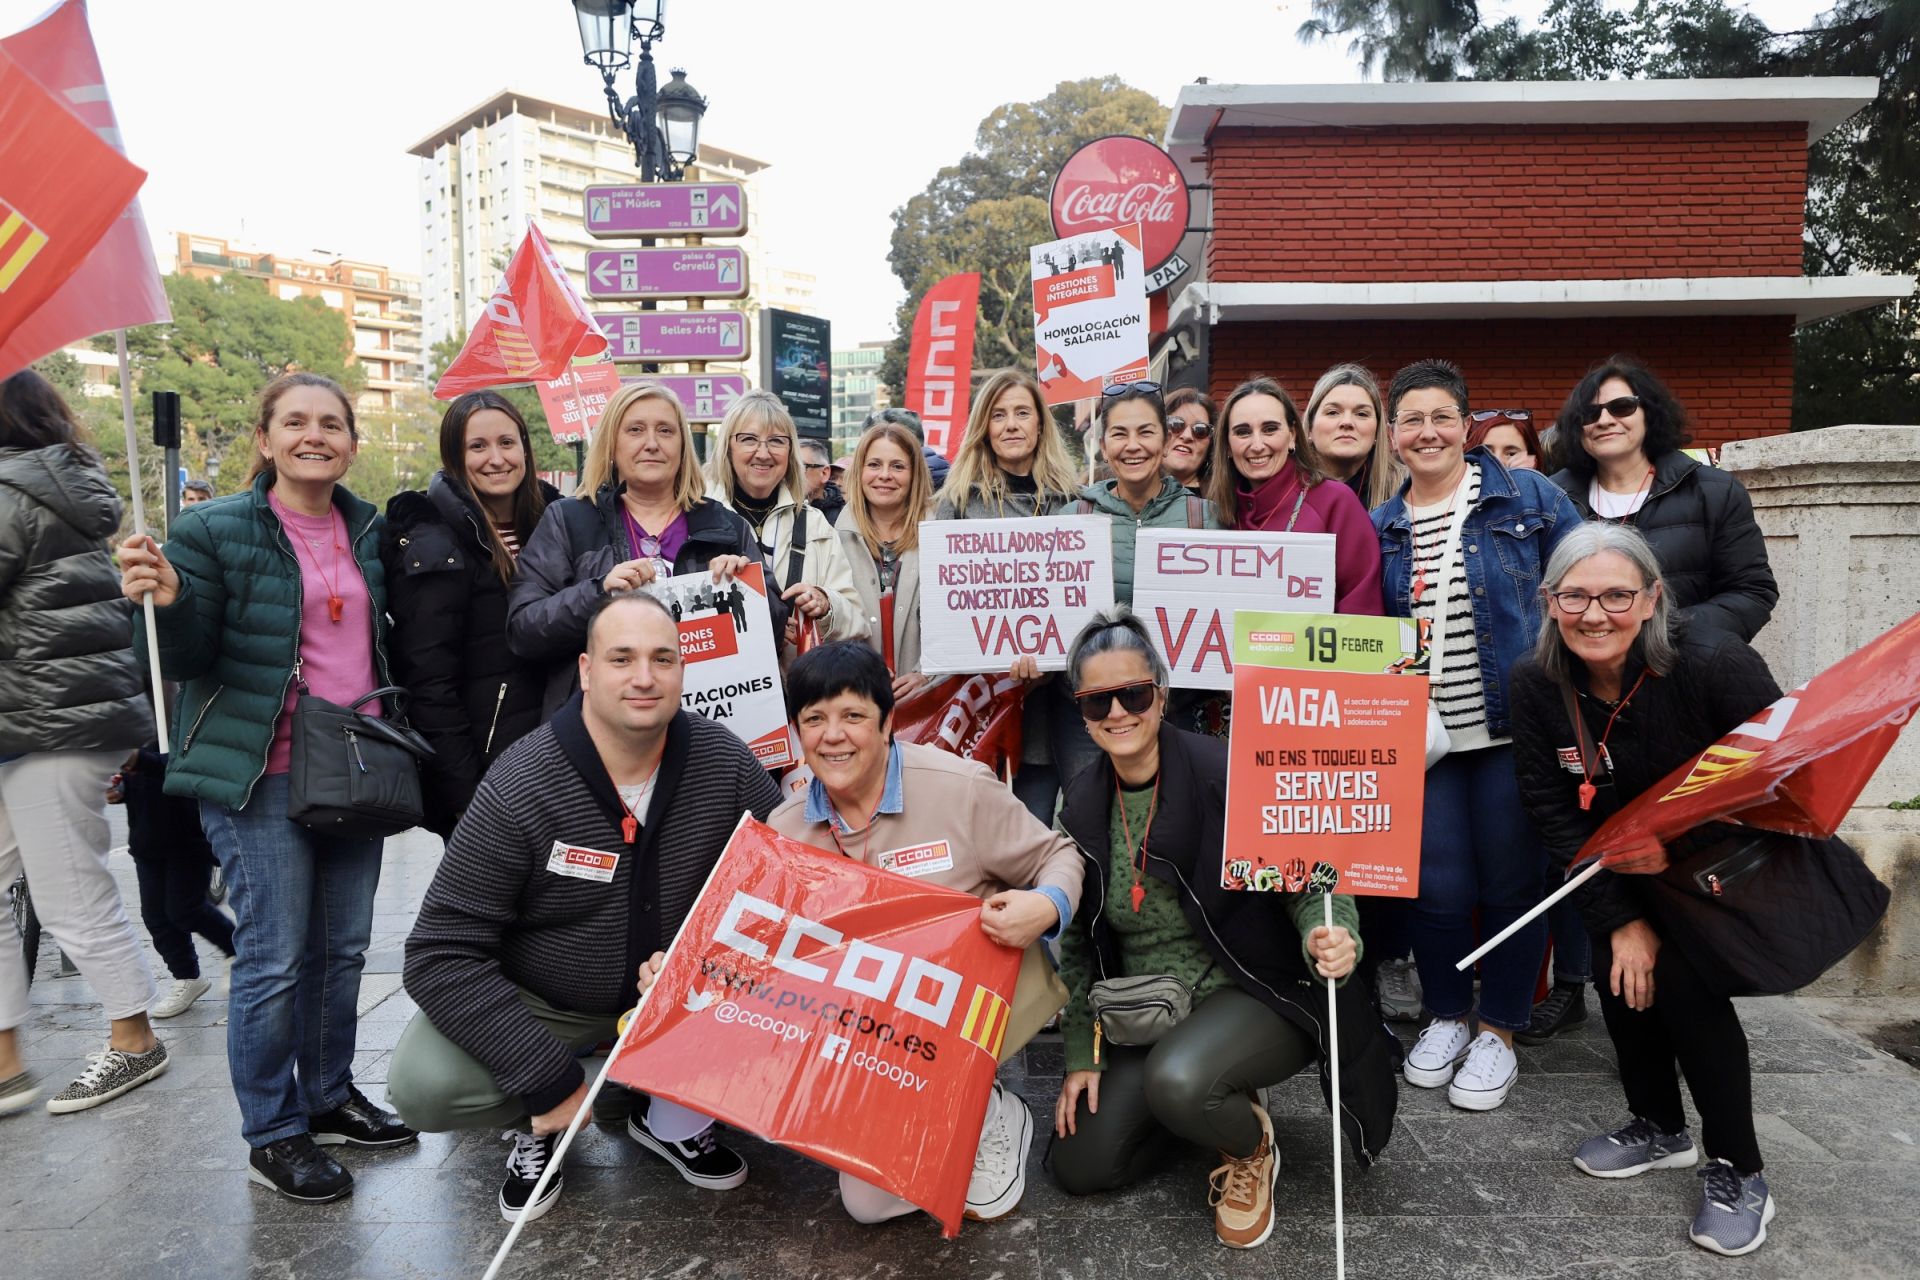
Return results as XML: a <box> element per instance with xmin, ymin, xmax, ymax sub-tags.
<box><xmin>1102</xmin><ymin>380</ymin><xmax>1161</xmax><ymax>396</ymax></box>
<box><xmin>1547</xmin><ymin>588</ymin><xmax>1646</xmax><ymax>614</ymax></box>
<box><xmin>1391</xmin><ymin>410</ymin><xmax>1465</xmax><ymax>432</ymax></box>
<box><xmin>1074</xmin><ymin>680</ymin><xmax>1159</xmax><ymax>721</ymax></box>
<box><xmin>1580</xmin><ymin>396</ymin><xmax>1642</xmax><ymax>425</ymax></box>
<box><xmin>1470</xmin><ymin>409</ymin><xmax>1532</xmax><ymax>422</ymax></box>
<box><xmin>1167</xmin><ymin>416</ymin><xmax>1213</xmax><ymax>439</ymax></box>
<box><xmin>732</xmin><ymin>434</ymin><xmax>792</xmax><ymax>454</ymax></box>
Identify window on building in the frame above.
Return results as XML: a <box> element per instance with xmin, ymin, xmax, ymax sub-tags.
<box><xmin>321</xmin><ymin>289</ymin><xmax>344</xmax><ymax>308</ymax></box>
<box><xmin>279</xmin><ymin>284</ymin><xmax>301</xmax><ymax>301</ymax></box>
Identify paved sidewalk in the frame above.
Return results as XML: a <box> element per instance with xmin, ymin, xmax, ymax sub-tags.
<box><xmin>4</xmin><ymin>821</ymin><xmax>1917</xmax><ymax>1279</ymax></box>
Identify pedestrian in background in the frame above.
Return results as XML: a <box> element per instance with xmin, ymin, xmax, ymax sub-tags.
<box><xmin>114</xmin><ymin>745</ymin><xmax>234</xmax><ymax>1019</ymax></box>
<box><xmin>1161</xmin><ymin>387</ymin><xmax>1214</xmax><ymax>494</ymax></box>
<box><xmin>1466</xmin><ymin>409</ymin><xmax>1544</xmax><ymax>472</ymax></box>
<box><xmin>0</xmin><ymin>370</ymin><xmax>166</xmax><ymax>1119</ymax></box>
<box><xmin>1548</xmin><ymin>356</ymin><xmax>1776</xmax><ymax>642</ymax></box>
<box><xmin>1305</xmin><ymin>363</ymin><xmax>1404</xmax><ymax>513</ymax></box>
<box><xmin>119</xmin><ymin>372</ymin><xmax>416</xmax><ymax>1202</ymax></box>
<box><xmin>799</xmin><ymin>437</ymin><xmax>844</xmax><ymax>526</ymax></box>
<box><xmin>1372</xmin><ymin>359</ymin><xmax>1582</xmax><ymax>1112</ymax></box>
<box><xmin>181</xmin><ymin>478</ymin><xmax>215</xmax><ymax>505</ymax></box>
<box><xmin>838</xmin><ymin>420</ymin><xmax>935</xmax><ymax>698</ymax></box>
<box><xmin>509</xmin><ymin>382</ymin><xmax>767</xmax><ymax>714</ymax></box>
<box><xmin>382</xmin><ymin>391</ymin><xmax>557</xmax><ymax>836</ymax></box>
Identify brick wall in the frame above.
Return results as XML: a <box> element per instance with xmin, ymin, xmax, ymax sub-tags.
<box><xmin>1208</xmin><ymin>315</ymin><xmax>1795</xmax><ymax>446</ymax></box>
<box><xmin>1207</xmin><ymin>123</ymin><xmax>1807</xmax><ymax>283</ymax></box>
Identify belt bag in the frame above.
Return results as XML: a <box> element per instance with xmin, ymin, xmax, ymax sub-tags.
<box><xmin>1089</xmin><ymin>973</ymin><xmax>1193</xmax><ymax>1061</ymax></box>
<box><xmin>287</xmin><ymin>684</ymin><xmax>435</xmax><ymax>840</ymax></box>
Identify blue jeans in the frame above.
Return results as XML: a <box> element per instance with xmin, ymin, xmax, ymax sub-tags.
<box><xmin>1409</xmin><ymin>745</ymin><xmax>1547</xmax><ymax>1033</ymax></box>
<box><xmin>199</xmin><ymin>774</ymin><xmax>384</xmax><ymax>1147</ymax></box>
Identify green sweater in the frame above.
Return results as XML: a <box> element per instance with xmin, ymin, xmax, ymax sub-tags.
<box><xmin>1057</xmin><ymin>784</ymin><xmax>1361</xmax><ymax>1073</ymax></box>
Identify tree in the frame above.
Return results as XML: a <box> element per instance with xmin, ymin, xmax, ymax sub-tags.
<box><xmin>1297</xmin><ymin>0</ymin><xmax>1481</xmax><ymax>80</ymax></box>
<box><xmin>881</xmin><ymin>77</ymin><xmax>1170</xmax><ymax>399</ymax></box>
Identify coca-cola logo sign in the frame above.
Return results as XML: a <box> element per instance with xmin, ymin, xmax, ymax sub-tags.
<box><xmin>1050</xmin><ymin>135</ymin><xmax>1191</xmax><ymax>282</ymax></box>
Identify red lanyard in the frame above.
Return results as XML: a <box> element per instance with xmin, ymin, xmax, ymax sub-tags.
<box><xmin>1118</xmin><ymin>775</ymin><xmax>1160</xmax><ymax>912</ymax></box>
<box><xmin>290</xmin><ymin>509</ymin><xmax>347</xmax><ymax>623</ymax></box>
<box><xmin>1579</xmin><ymin>670</ymin><xmax>1650</xmax><ymax>811</ymax></box>
<box><xmin>614</xmin><ymin>765</ymin><xmax>659</xmax><ymax>843</ymax></box>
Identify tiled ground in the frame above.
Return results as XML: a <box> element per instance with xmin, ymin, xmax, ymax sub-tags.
<box><xmin>4</xmin><ymin>822</ymin><xmax>1917</xmax><ymax>1279</ymax></box>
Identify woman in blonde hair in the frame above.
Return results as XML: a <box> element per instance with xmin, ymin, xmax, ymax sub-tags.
<box><xmin>838</xmin><ymin>420</ymin><xmax>935</xmax><ymax>698</ymax></box>
<box><xmin>1305</xmin><ymin>363</ymin><xmax>1403</xmax><ymax>513</ymax></box>
<box><xmin>705</xmin><ymin>390</ymin><xmax>864</xmax><ymax>648</ymax></box>
<box><xmin>508</xmin><ymin>381</ymin><xmax>769</xmax><ymax>713</ymax></box>
<box><xmin>933</xmin><ymin>368</ymin><xmax>1092</xmax><ymax>821</ymax></box>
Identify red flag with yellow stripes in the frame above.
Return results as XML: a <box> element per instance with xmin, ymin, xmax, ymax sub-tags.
<box><xmin>433</xmin><ymin>221</ymin><xmax>608</xmax><ymax>398</ymax></box>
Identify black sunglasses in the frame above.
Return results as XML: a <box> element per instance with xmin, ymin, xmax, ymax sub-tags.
<box><xmin>1074</xmin><ymin>680</ymin><xmax>1158</xmax><ymax>721</ymax></box>
<box><xmin>1167</xmin><ymin>416</ymin><xmax>1213</xmax><ymax>439</ymax></box>
<box><xmin>1580</xmin><ymin>395</ymin><xmax>1642</xmax><ymax>425</ymax></box>
<box><xmin>1101</xmin><ymin>381</ymin><xmax>1161</xmax><ymax>396</ymax></box>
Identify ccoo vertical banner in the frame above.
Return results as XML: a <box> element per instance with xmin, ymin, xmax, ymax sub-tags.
<box><xmin>905</xmin><ymin>272</ymin><xmax>979</xmax><ymax>461</ymax></box>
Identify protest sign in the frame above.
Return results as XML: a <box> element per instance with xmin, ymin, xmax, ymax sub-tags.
<box><xmin>1029</xmin><ymin>221</ymin><xmax>1149</xmax><ymax>405</ymax></box>
<box><xmin>917</xmin><ymin>516</ymin><xmax>1114</xmax><ymax>675</ymax></box>
<box><xmin>1225</xmin><ymin>611</ymin><xmax>1427</xmax><ymax>898</ymax></box>
<box><xmin>608</xmin><ymin>817</ymin><xmax>1023</xmax><ymax>1236</ymax></box>
<box><xmin>646</xmin><ymin>562</ymin><xmax>792</xmax><ymax>768</ymax></box>
<box><xmin>1134</xmin><ymin>531</ymin><xmax>1338</xmax><ymax>689</ymax></box>
<box><xmin>533</xmin><ymin>359</ymin><xmax>621</xmax><ymax>444</ymax></box>
<box><xmin>1232</xmin><ymin>610</ymin><xmax>1421</xmax><ymax>675</ymax></box>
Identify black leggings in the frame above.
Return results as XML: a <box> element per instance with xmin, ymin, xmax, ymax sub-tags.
<box><xmin>1051</xmin><ymin>987</ymin><xmax>1317</xmax><ymax>1194</ymax></box>
<box><xmin>1593</xmin><ymin>927</ymin><xmax>1762</xmax><ymax>1174</ymax></box>
<box><xmin>131</xmin><ymin>854</ymin><xmax>234</xmax><ymax>981</ymax></box>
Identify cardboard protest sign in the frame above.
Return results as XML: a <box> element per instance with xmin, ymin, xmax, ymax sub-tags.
<box><xmin>1224</xmin><ymin>611</ymin><xmax>1427</xmax><ymax>898</ymax></box>
<box><xmin>608</xmin><ymin>818</ymin><xmax>1023</xmax><ymax>1236</ymax></box>
<box><xmin>646</xmin><ymin>562</ymin><xmax>793</xmax><ymax>768</ymax></box>
<box><xmin>1029</xmin><ymin>221</ymin><xmax>1149</xmax><ymax>405</ymax></box>
<box><xmin>918</xmin><ymin>516</ymin><xmax>1114</xmax><ymax>675</ymax></box>
<box><xmin>1134</xmin><ymin>531</ymin><xmax>1338</xmax><ymax>689</ymax></box>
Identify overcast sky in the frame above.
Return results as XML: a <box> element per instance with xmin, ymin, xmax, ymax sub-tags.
<box><xmin>5</xmin><ymin>0</ymin><xmax>1833</xmax><ymax>343</ymax></box>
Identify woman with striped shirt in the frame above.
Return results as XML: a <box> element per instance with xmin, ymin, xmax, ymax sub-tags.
<box><xmin>1371</xmin><ymin>360</ymin><xmax>1583</xmax><ymax>1113</ymax></box>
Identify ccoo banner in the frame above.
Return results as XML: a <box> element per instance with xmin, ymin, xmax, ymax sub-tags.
<box><xmin>905</xmin><ymin>272</ymin><xmax>980</xmax><ymax>461</ymax></box>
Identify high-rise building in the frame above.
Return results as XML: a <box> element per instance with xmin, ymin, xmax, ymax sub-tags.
<box><xmin>407</xmin><ymin>89</ymin><xmax>818</xmax><ymax>373</ymax></box>
<box><xmin>830</xmin><ymin>342</ymin><xmax>891</xmax><ymax>455</ymax></box>
<box><xmin>171</xmin><ymin>233</ymin><xmax>426</xmax><ymax>411</ymax></box>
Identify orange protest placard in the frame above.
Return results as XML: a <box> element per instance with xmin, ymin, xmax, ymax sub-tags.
<box><xmin>1222</xmin><ymin>665</ymin><xmax>1427</xmax><ymax>898</ymax></box>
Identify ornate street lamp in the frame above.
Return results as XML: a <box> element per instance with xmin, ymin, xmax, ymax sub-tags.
<box><xmin>571</xmin><ymin>0</ymin><xmax>703</xmax><ymax>181</ymax></box>
<box><xmin>656</xmin><ymin>68</ymin><xmax>707</xmax><ymax>173</ymax></box>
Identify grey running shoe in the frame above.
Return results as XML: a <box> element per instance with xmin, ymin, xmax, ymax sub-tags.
<box><xmin>1689</xmin><ymin>1159</ymin><xmax>1774</xmax><ymax>1256</ymax></box>
<box><xmin>1574</xmin><ymin>1117</ymin><xmax>1699</xmax><ymax>1178</ymax></box>
<box><xmin>0</xmin><ymin>1070</ymin><xmax>39</xmax><ymax>1118</ymax></box>
<box><xmin>1377</xmin><ymin>957</ymin><xmax>1423</xmax><ymax>1022</ymax></box>
<box><xmin>46</xmin><ymin>1042</ymin><xmax>169</xmax><ymax>1113</ymax></box>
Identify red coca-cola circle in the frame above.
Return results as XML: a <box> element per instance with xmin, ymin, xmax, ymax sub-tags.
<box><xmin>1049</xmin><ymin>135</ymin><xmax>1192</xmax><ymax>276</ymax></box>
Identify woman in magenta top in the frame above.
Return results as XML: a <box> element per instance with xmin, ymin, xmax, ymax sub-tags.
<box><xmin>1205</xmin><ymin>376</ymin><xmax>1384</xmax><ymax>616</ymax></box>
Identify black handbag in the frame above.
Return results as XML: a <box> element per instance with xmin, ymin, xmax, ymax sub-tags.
<box><xmin>287</xmin><ymin>684</ymin><xmax>435</xmax><ymax>840</ymax></box>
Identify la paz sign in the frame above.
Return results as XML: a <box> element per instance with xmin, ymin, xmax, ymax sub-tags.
<box><xmin>1049</xmin><ymin>135</ymin><xmax>1191</xmax><ymax>287</ymax></box>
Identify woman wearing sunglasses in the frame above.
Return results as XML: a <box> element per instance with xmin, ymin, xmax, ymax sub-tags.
<box><xmin>1509</xmin><ymin>523</ymin><xmax>1782</xmax><ymax>1258</ymax></box>
<box><xmin>1305</xmin><ymin>364</ymin><xmax>1404</xmax><ymax>512</ymax></box>
<box><xmin>1072</xmin><ymin>383</ymin><xmax>1220</xmax><ymax>605</ymax></box>
<box><xmin>1161</xmin><ymin>388</ymin><xmax>1215</xmax><ymax>493</ymax></box>
<box><xmin>1547</xmin><ymin>357</ymin><xmax>1776</xmax><ymax>643</ymax></box>
<box><xmin>1465</xmin><ymin>409</ymin><xmax>1544</xmax><ymax>472</ymax></box>
<box><xmin>1049</xmin><ymin>610</ymin><xmax>1394</xmax><ymax>1250</ymax></box>
<box><xmin>1207</xmin><ymin>376</ymin><xmax>1384</xmax><ymax>615</ymax></box>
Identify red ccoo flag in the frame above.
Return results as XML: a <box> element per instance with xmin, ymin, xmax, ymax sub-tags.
<box><xmin>0</xmin><ymin>0</ymin><xmax>169</xmax><ymax>377</ymax></box>
<box><xmin>0</xmin><ymin>45</ymin><xmax>145</xmax><ymax>372</ymax></box>
<box><xmin>904</xmin><ymin>272</ymin><xmax>979</xmax><ymax>462</ymax></box>
<box><xmin>435</xmin><ymin>222</ymin><xmax>608</xmax><ymax>398</ymax></box>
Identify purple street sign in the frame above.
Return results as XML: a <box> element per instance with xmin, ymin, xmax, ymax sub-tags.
<box><xmin>628</xmin><ymin>374</ymin><xmax>751</xmax><ymax>423</ymax></box>
<box><xmin>584</xmin><ymin>182</ymin><xmax>748</xmax><ymax>237</ymax></box>
<box><xmin>586</xmin><ymin>247</ymin><xmax>750</xmax><ymax>300</ymax></box>
<box><xmin>593</xmin><ymin>310</ymin><xmax>751</xmax><ymax>362</ymax></box>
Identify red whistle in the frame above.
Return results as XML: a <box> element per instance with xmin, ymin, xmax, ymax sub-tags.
<box><xmin>621</xmin><ymin>815</ymin><xmax>637</xmax><ymax>844</ymax></box>
<box><xmin>1578</xmin><ymin>782</ymin><xmax>1596</xmax><ymax>812</ymax></box>
<box><xmin>1130</xmin><ymin>882</ymin><xmax>1145</xmax><ymax>913</ymax></box>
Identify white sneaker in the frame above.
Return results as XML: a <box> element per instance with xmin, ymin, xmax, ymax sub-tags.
<box><xmin>964</xmin><ymin>1081</ymin><xmax>1031</xmax><ymax>1221</ymax></box>
<box><xmin>1403</xmin><ymin>1018</ymin><xmax>1473</xmax><ymax>1088</ymax></box>
<box><xmin>1448</xmin><ymin>1031</ymin><xmax>1519</xmax><ymax>1111</ymax></box>
<box><xmin>151</xmin><ymin>978</ymin><xmax>212</xmax><ymax>1019</ymax></box>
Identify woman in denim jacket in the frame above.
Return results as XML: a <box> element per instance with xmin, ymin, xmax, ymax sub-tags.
<box><xmin>1370</xmin><ymin>360</ymin><xmax>1583</xmax><ymax>1113</ymax></box>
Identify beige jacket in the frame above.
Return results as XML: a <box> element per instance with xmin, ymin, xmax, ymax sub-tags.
<box><xmin>833</xmin><ymin>506</ymin><xmax>922</xmax><ymax>676</ymax></box>
<box><xmin>711</xmin><ymin>487</ymin><xmax>867</xmax><ymax>643</ymax></box>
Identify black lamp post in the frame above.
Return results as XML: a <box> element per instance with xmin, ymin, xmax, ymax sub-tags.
<box><xmin>572</xmin><ymin>0</ymin><xmax>707</xmax><ymax>181</ymax></box>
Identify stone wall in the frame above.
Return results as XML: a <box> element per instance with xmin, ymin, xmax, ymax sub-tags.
<box><xmin>1721</xmin><ymin>425</ymin><xmax>1920</xmax><ymax>995</ymax></box>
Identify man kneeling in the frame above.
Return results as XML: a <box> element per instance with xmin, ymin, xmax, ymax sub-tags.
<box><xmin>638</xmin><ymin>642</ymin><xmax>1084</xmax><ymax>1224</ymax></box>
<box><xmin>389</xmin><ymin>592</ymin><xmax>782</xmax><ymax>1221</ymax></box>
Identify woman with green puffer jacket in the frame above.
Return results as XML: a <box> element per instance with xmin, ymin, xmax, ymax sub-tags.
<box><xmin>120</xmin><ymin>373</ymin><xmax>416</xmax><ymax>1207</ymax></box>
<box><xmin>1069</xmin><ymin>382</ymin><xmax>1220</xmax><ymax>605</ymax></box>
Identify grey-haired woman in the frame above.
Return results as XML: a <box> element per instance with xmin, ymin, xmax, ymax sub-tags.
<box><xmin>1509</xmin><ymin>523</ymin><xmax>1781</xmax><ymax>1257</ymax></box>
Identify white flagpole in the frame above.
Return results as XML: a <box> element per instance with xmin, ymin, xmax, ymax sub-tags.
<box><xmin>116</xmin><ymin>329</ymin><xmax>169</xmax><ymax>752</ymax></box>
<box><xmin>481</xmin><ymin>811</ymin><xmax>753</xmax><ymax>1280</ymax></box>
<box><xmin>1455</xmin><ymin>859</ymin><xmax>1605</xmax><ymax>972</ymax></box>
<box><xmin>1324</xmin><ymin>892</ymin><xmax>1345</xmax><ymax>1280</ymax></box>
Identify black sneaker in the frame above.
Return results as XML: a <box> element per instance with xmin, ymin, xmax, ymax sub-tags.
<box><xmin>248</xmin><ymin>1134</ymin><xmax>353</xmax><ymax>1203</ymax></box>
<box><xmin>310</xmin><ymin>1084</ymin><xmax>418</xmax><ymax>1148</ymax></box>
<box><xmin>1516</xmin><ymin>981</ymin><xmax>1588</xmax><ymax>1046</ymax></box>
<box><xmin>627</xmin><ymin>1110</ymin><xmax>748</xmax><ymax>1189</ymax></box>
<box><xmin>499</xmin><ymin>1129</ymin><xmax>563</xmax><ymax>1223</ymax></box>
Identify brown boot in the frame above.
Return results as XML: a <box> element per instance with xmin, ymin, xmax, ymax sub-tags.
<box><xmin>1208</xmin><ymin>1099</ymin><xmax>1278</xmax><ymax>1249</ymax></box>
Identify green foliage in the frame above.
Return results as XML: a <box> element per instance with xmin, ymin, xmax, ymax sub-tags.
<box><xmin>1466</xmin><ymin>0</ymin><xmax>1775</xmax><ymax>80</ymax></box>
<box><xmin>881</xmin><ymin>77</ymin><xmax>1170</xmax><ymax>399</ymax></box>
<box><xmin>1297</xmin><ymin>0</ymin><xmax>1481</xmax><ymax>80</ymax></box>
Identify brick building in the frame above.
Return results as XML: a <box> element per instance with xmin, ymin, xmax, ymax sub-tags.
<box><xmin>1161</xmin><ymin>80</ymin><xmax>1913</xmax><ymax>447</ymax></box>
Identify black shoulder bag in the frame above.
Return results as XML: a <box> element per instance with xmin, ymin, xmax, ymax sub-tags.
<box><xmin>288</xmin><ymin>680</ymin><xmax>436</xmax><ymax>840</ymax></box>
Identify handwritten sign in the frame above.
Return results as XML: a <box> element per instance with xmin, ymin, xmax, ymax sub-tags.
<box><xmin>918</xmin><ymin>516</ymin><xmax>1115</xmax><ymax>675</ymax></box>
<box><xmin>1132</xmin><ymin>531</ymin><xmax>1337</xmax><ymax>689</ymax></box>
<box><xmin>645</xmin><ymin>562</ymin><xmax>792</xmax><ymax>768</ymax></box>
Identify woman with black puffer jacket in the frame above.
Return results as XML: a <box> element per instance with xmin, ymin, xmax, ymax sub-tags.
<box><xmin>382</xmin><ymin>392</ymin><xmax>558</xmax><ymax>836</ymax></box>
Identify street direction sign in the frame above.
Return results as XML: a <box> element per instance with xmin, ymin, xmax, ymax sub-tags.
<box><xmin>586</xmin><ymin>246</ymin><xmax>750</xmax><ymax>300</ymax></box>
<box><xmin>584</xmin><ymin>182</ymin><xmax>748</xmax><ymax>237</ymax></box>
<box><xmin>631</xmin><ymin>373</ymin><xmax>751</xmax><ymax>423</ymax></box>
<box><xmin>593</xmin><ymin>309</ymin><xmax>751</xmax><ymax>362</ymax></box>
